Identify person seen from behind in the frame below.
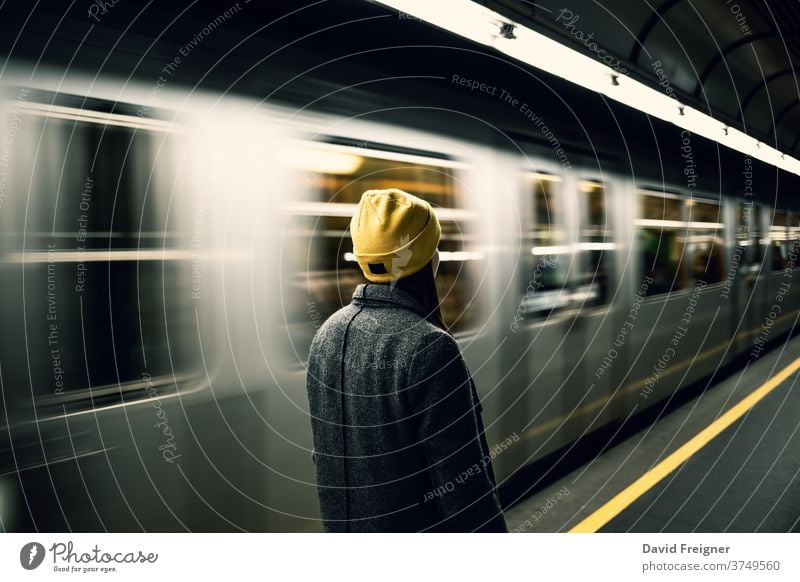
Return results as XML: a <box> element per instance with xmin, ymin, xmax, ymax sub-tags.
<box><xmin>306</xmin><ymin>188</ymin><xmax>507</xmax><ymax>532</ymax></box>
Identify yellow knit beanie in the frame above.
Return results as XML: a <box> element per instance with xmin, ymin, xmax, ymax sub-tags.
<box><xmin>350</xmin><ymin>189</ymin><xmax>441</xmax><ymax>283</ymax></box>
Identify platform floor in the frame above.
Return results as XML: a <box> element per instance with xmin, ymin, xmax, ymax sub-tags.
<box><xmin>504</xmin><ymin>333</ymin><xmax>800</xmax><ymax>533</ymax></box>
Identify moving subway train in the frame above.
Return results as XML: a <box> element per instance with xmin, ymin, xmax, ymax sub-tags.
<box><xmin>0</xmin><ymin>68</ymin><xmax>797</xmax><ymax>532</ymax></box>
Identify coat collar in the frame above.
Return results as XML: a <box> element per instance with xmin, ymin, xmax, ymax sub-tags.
<box><xmin>351</xmin><ymin>283</ymin><xmax>428</xmax><ymax>316</ymax></box>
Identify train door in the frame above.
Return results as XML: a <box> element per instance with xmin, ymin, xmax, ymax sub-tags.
<box><xmin>509</xmin><ymin>171</ymin><xmax>578</xmax><ymax>463</ymax></box>
<box><xmin>680</xmin><ymin>196</ymin><xmax>728</xmax><ymax>384</ymax></box>
<box><xmin>767</xmin><ymin>209</ymin><xmax>795</xmax><ymax>338</ymax></box>
<box><xmin>631</xmin><ymin>191</ymin><xmax>729</xmax><ymax>404</ymax></box>
<box><xmin>735</xmin><ymin>203</ymin><xmax>768</xmax><ymax>355</ymax></box>
<box><xmin>561</xmin><ymin>178</ymin><xmax>622</xmax><ymax>441</ymax></box>
<box><xmin>627</xmin><ymin>190</ymin><xmax>698</xmax><ymax>407</ymax></box>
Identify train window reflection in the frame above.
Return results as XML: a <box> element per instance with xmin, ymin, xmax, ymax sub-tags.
<box><xmin>685</xmin><ymin>200</ymin><xmax>724</xmax><ymax>286</ymax></box>
<box><xmin>753</xmin><ymin>205</ymin><xmax>766</xmax><ymax>267</ymax></box>
<box><xmin>736</xmin><ymin>203</ymin><xmax>751</xmax><ymax>245</ymax></box>
<box><xmin>282</xmin><ymin>142</ymin><xmax>458</xmax><ymax>208</ymax></box>
<box><xmin>1</xmin><ymin>100</ymin><xmax>195</xmax><ymax>403</ymax></box>
<box><xmin>736</xmin><ymin>202</ymin><xmax>759</xmax><ymax>273</ymax></box>
<box><xmin>687</xmin><ymin>200</ymin><xmax>721</xmax><ymax>223</ymax></box>
<box><xmin>283</xmin><ymin>142</ymin><xmax>481</xmax><ymax>359</ymax></box>
<box><xmin>520</xmin><ymin>173</ymin><xmax>571</xmax><ymax>318</ymax></box>
<box><xmin>8</xmin><ymin>114</ymin><xmax>181</xmax><ymax>250</ymax></box>
<box><xmin>637</xmin><ymin>194</ymin><xmax>725</xmax><ymax>294</ymax></box>
<box><xmin>640</xmin><ymin>194</ymin><xmax>682</xmax><ymax>222</ymax></box>
<box><xmin>577</xmin><ymin>180</ymin><xmax>611</xmax><ymax>307</ymax></box>
<box><xmin>637</xmin><ymin>193</ymin><xmax>686</xmax><ymax>295</ymax></box>
<box><xmin>770</xmin><ymin>210</ymin><xmax>789</xmax><ymax>271</ymax></box>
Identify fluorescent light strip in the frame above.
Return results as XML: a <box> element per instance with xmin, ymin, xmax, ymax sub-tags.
<box><xmin>635</xmin><ymin>219</ymin><xmax>724</xmax><ymax>229</ymax></box>
<box><xmin>373</xmin><ymin>0</ymin><xmax>800</xmax><ymax>177</ymax></box>
<box><xmin>18</xmin><ymin>102</ymin><xmax>175</xmax><ymax>132</ymax></box>
<box><xmin>5</xmin><ymin>249</ymin><xmax>251</xmax><ymax>263</ymax></box>
<box><xmin>532</xmin><ymin>245</ymin><xmax>571</xmax><ymax>255</ymax></box>
<box><xmin>532</xmin><ymin>242</ymin><xmax>617</xmax><ymax>255</ymax></box>
<box><xmin>438</xmin><ymin>250</ymin><xmax>485</xmax><ymax>261</ymax></box>
<box><xmin>580</xmin><ymin>242</ymin><xmax>616</xmax><ymax>250</ymax></box>
<box><xmin>344</xmin><ymin>250</ymin><xmax>484</xmax><ymax>262</ymax></box>
<box><xmin>284</xmin><ymin>201</ymin><xmax>477</xmax><ymax>221</ymax></box>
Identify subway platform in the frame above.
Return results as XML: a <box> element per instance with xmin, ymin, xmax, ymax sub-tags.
<box><xmin>504</xmin><ymin>331</ymin><xmax>800</xmax><ymax>533</ymax></box>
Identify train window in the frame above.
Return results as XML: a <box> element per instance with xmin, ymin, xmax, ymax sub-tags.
<box><xmin>0</xmin><ymin>99</ymin><xmax>195</xmax><ymax>405</ymax></box>
<box><xmin>737</xmin><ymin>202</ymin><xmax>759</xmax><ymax>271</ymax></box>
<box><xmin>688</xmin><ymin>199</ymin><xmax>721</xmax><ymax>223</ymax></box>
<box><xmin>736</xmin><ymin>203</ymin><xmax>750</xmax><ymax>249</ymax></box>
<box><xmin>686</xmin><ymin>199</ymin><xmax>724</xmax><ymax>286</ymax></box>
<box><xmin>753</xmin><ymin>205</ymin><xmax>766</xmax><ymax>267</ymax></box>
<box><xmin>282</xmin><ymin>142</ymin><xmax>482</xmax><ymax>358</ymax></box>
<box><xmin>637</xmin><ymin>192</ymin><xmax>686</xmax><ymax>295</ymax></box>
<box><xmin>641</xmin><ymin>193</ymin><xmax>683</xmax><ymax>222</ymax></box>
<box><xmin>577</xmin><ymin>180</ymin><xmax>612</xmax><ymax>307</ymax></box>
<box><xmin>637</xmin><ymin>193</ymin><xmax>724</xmax><ymax>294</ymax></box>
<box><xmin>770</xmin><ymin>210</ymin><xmax>789</xmax><ymax>271</ymax></box>
<box><xmin>279</xmin><ymin>142</ymin><xmax>457</xmax><ymax>208</ymax></box>
<box><xmin>519</xmin><ymin>173</ymin><xmax>572</xmax><ymax>318</ymax></box>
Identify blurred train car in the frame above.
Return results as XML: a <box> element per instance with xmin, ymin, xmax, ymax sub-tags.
<box><xmin>0</xmin><ymin>64</ymin><xmax>798</xmax><ymax>532</ymax></box>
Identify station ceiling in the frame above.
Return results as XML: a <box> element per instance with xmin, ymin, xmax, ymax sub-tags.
<box><xmin>4</xmin><ymin>0</ymin><xmax>798</xmax><ymax>157</ymax></box>
<box><xmin>3</xmin><ymin>0</ymin><xmax>800</xmax><ymax>201</ymax></box>
<box><xmin>481</xmin><ymin>0</ymin><xmax>800</xmax><ymax>156</ymax></box>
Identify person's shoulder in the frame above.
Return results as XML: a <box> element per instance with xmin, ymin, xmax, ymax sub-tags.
<box><xmin>410</xmin><ymin>325</ymin><xmax>461</xmax><ymax>368</ymax></box>
<box><xmin>415</xmin><ymin>322</ymin><xmax>454</xmax><ymax>344</ymax></box>
<box><xmin>309</xmin><ymin>304</ymin><xmax>357</xmax><ymax>351</ymax></box>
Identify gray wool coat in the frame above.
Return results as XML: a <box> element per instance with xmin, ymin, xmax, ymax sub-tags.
<box><xmin>306</xmin><ymin>283</ymin><xmax>507</xmax><ymax>532</ymax></box>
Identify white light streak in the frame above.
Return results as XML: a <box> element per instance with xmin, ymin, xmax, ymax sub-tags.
<box><xmin>18</xmin><ymin>101</ymin><xmax>174</xmax><ymax>132</ymax></box>
<box><xmin>5</xmin><ymin>249</ymin><xmax>251</xmax><ymax>263</ymax></box>
<box><xmin>532</xmin><ymin>242</ymin><xmax>617</xmax><ymax>255</ymax></box>
<box><xmin>635</xmin><ymin>219</ymin><xmax>724</xmax><ymax>229</ymax></box>
<box><xmin>343</xmin><ymin>250</ymin><xmax>484</xmax><ymax>262</ymax></box>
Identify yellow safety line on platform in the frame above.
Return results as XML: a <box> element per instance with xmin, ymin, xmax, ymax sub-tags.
<box><xmin>570</xmin><ymin>355</ymin><xmax>800</xmax><ymax>533</ymax></box>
